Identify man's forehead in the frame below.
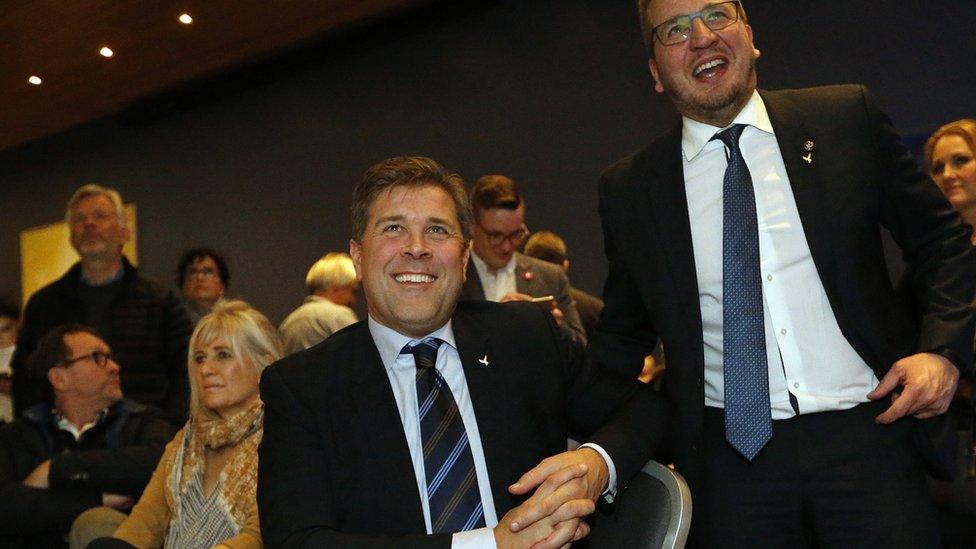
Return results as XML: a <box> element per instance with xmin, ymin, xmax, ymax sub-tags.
<box><xmin>371</xmin><ymin>185</ymin><xmax>459</xmax><ymax>219</ymax></box>
<box><xmin>71</xmin><ymin>194</ymin><xmax>114</xmax><ymax>212</ymax></box>
<box><xmin>650</xmin><ymin>0</ymin><xmax>713</xmax><ymax>21</ymax></box>
<box><xmin>65</xmin><ymin>331</ymin><xmax>109</xmax><ymax>351</ymax></box>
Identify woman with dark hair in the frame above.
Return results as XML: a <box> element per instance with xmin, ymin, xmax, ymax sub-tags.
<box><xmin>177</xmin><ymin>249</ymin><xmax>230</xmax><ymax>324</ymax></box>
<box><xmin>83</xmin><ymin>300</ymin><xmax>281</xmax><ymax>548</ymax></box>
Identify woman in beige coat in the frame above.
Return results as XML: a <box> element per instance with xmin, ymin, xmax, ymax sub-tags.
<box><xmin>84</xmin><ymin>300</ymin><xmax>281</xmax><ymax>549</ymax></box>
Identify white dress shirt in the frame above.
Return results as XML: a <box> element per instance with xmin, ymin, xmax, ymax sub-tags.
<box><xmin>369</xmin><ymin>316</ymin><xmax>616</xmax><ymax>547</ymax></box>
<box><xmin>682</xmin><ymin>90</ymin><xmax>879</xmax><ymax>419</ymax></box>
<box><xmin>470</xmin><ymin>252</ymin><xmax>517</xmax><ymax>302</ymax></box>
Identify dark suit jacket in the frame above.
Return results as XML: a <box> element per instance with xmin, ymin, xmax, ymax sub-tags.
<box><xmin>258</xmin><ymin>300</ymin><xmax>665</xmax><ymax>548</ymax></box>
<box><xmin>570</xmin><ymin>286</ymin><xmax>604</xmax><ymax>342</ymax></box>
<box><xmin>461</xmin><ymin>252</ymin><xmax>587</xmax><ymax>345</ymax></box>
<box><xmin>590</xmin><ymin>85</ymin><xmax>976</xmax><ymax>488</ymax></box>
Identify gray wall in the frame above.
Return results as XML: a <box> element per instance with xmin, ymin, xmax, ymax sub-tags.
<box><xmin>1</xmin><ymin>0</ymin><xmax>974</xmax><ymax>324</ymax></box>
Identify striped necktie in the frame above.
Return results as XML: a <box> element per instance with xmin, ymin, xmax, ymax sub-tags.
<box><xmin>407</xmin><ymin>338</ymin><xmax>486</xmax><ymax>533</ymax></box>
<box><xmin>714</xmin><ymin>124</ymin><xmax>773</xmax><ymax>461</ymax></box>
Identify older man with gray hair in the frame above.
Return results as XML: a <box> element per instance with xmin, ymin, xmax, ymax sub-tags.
<box><xmin>279</xmin><ymin>252</ymin><xmax>359</xmax><ymax>354</ymax></box>
<box><xmin>11</xmin><ymin>184</ymin><xmax>192</xmax><ymax>426</ymax></box>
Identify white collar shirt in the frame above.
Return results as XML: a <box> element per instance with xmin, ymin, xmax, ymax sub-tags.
<box><xmin>681</xmin><ymin>90</ymin><xmax>878</xmax><ymax>419</ymax></box>
<box><xmin>369</xmin><ymin>317</ymin><xmax>498</xmax><ymax>548</ymax></box>
<box><xmin>470</xmin><ymin>251</ymin><xmax>517</xmax><ymax>302</ymax></box>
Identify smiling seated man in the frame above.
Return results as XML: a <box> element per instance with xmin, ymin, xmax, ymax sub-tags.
<box><xmin>258</xmin><ymin>156</ymin><xmax>665</xmax><ymax>548</ymax></box>
<box><xmin>0</xmin><ymin>324</ymin><xmax>174</xmax><ymax>548</ymax></box>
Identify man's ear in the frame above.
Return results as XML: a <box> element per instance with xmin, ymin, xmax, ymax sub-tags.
<box><xmin>48</xmin><ymin>367</ymin><xmax>67</xmax><ymax>392</ymax></box>
<box><xmin>349</xmin><ymin>239</ymin><xmax>364</xmax><ymax>281</ymax></box>
<box><xmin>746</xmin><ymin>24</ymin><xmax>760</xmax><ymax>60</ymax></box>
<box><xmin>649</xmin><ymin>59</ymin><xmax>665</xmax><ymax>94</ymax></box>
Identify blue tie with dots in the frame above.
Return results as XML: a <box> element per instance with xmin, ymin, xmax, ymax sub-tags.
<box><xmin>407</xmin><ymin>338</ymin><xmax>485</xmax><ymax>533</ymax></box>
<box><xmin>714</xmin><ymin>124</ymin><xmax>772</xmax><ymax>461</ymax></box>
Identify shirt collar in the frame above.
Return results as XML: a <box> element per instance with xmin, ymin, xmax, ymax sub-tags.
<box><xmin>54</xmin><ymin>407</ymin><xmax>110</xmax><ymax>441</ymax></box>
<box><xmin>470</xmin><ymin>248</ymin><xmax>516</xmax><ymax>278</ymax></box>
<box><xmin>680</xmin><ymin>89</ymin><xmax>774</xmax><ymax>161</ymax></box>
<box><xmin>367</xmin><ymin>315</ymin><xmax>457</xmax><ymax>372</ymax></box>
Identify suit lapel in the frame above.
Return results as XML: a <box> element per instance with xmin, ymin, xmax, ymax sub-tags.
<box><xmin>348</xmin><ymin>326</ymin><xmax>427</xmax><ymax>532</ymax></box>
<box><xmin>637</xmin><ymin>126</ymin><xmax>706</xmax><ymax>340</ymax></box>
<box><xmin>461</xmin><ymin>256</ymin><xmax>486</xmax><ymax>300</ymax></box>
<box><xmin>450</xmin><ymin>308</ymin><xmax>513</xmax><ymax>514</ymax></box>
<box><xmin>760</xmin><ymin>89</ymin><xmax>838</xmax><ymax>292</ymax></box>
<box><xmin>514</xmin><ymin>254</ymin><xmax>535</xmax><ymax>296</ymax></box>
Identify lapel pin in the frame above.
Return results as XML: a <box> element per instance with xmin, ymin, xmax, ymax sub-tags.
<box><xmin>478</xmin><ymin>355</ymin><xmax>489</xmax><ymax>367</ymax></box>
<box><xmin>523</xmin><ymin>270</ymin><xmax>533</xmax><ymax>281</ymax></box>
<box><xmin>804</xmin><ymin>140</ymin><xmax>815</xmax><ymax>151</ymax></box>
<box><xmin>802</xmin><ymin>153</ymin><xmax>813</xmax><ymax>164</ymax></box>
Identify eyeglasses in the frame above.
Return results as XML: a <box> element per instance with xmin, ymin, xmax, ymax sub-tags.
<box><xmin>186</xmin><ymin>267</ymin><xmax>218</xmax><ymax>279</ymax></box>
<box><xmin>652</xmin><ymin>1</ymin><xmax>742</xmax><ymax>46</ymax></box>
<box><xmin>477</xmin><ymin>222</ymin><xmax>529</xmax><ymax>246</ymax></box>
<box><xmin>61</xmin><ymin>350</ymin><xmax>113</xmax><ymax>369</ymax></box>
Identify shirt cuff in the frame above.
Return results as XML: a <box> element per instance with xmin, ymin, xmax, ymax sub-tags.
<box><xmin>578</xmin><ymin>442</ymin><xmax>617</xmax><ymax>499</ymax></box>
<box><xmin>452</xmin><ymin>526</ymin><xmax>497</xmax><ymax>549</ymax></box>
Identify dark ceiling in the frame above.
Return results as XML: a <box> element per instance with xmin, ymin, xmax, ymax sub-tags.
<box><xmin>0</xmin><ymin>0</ymin><xmax>443</xmax><ymax>152</ymax></box>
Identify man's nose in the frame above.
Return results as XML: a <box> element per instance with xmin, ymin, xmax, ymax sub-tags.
<box><xmin>402</xmin><ymin>233</ymin><xmax>432</xmax><ymax>258</ymax></box>
<box><xmin>688</xmin><ymin>18</ymin><xmax>719</xmax><ymax>48</ymax></box>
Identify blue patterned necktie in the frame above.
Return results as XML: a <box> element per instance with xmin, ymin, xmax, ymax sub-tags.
<box><xmin>407</xmin><ymin>338</ymin><xmax>486</xmax><ymax>533</ymax></box>
<box><xmin>714</xmin><ymin>124</ymin><xmax>772</xmax><ymax>461</ymax></box>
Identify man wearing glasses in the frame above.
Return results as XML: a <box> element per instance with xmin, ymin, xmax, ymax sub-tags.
<box><xmin>11</xmin><ymin>185</ymin><xmax>192</xmax><ymax>426</ymax></box>
<box><xmin>591</xmin><ymin>0</ymin><xmax>975</xmax><ymax>545</ymax></box>
<box><xmin>0</xmin><ymin>324</ymin><xmax>174</xmax><ymax>547</ymax></box>
<box><xmin>461</xmin><ymin>175</ymin><xmax>587</xmax><ymax>345</ymax></box>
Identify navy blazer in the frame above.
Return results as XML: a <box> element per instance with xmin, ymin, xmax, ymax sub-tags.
<box><xmin>258</xmin><ymin>300</ymin><xmax>665</xmax><ymax>548</ymax></box>
<box><xmin>590</xmin><ymin>84</ymin><xmax>976</xmax><ymax>487</ymax></box>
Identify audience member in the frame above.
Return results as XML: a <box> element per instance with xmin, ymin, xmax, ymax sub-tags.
<box><xmin>0</xmin><ymin>298</ymin><xmax>20</xmax><ymax>423</ymax></box>
<box><xmin>87</xmin><ymin>300</ymin><xmax>281</xmax><ymax>549</ymax></box>
<box><xmin>460</xmin><ymin>175</ymin><xmax>587</xmax><ymax>345</ymax></box>
<box><xmin>177</xmin><ymin>248</ymin><xmax>229</xmax><ymax>324</ymax></box>
<box><xmin>11</xmin><ymin>184</ymin><xmax>193</xmax><ymax>425</ymax></box>
<box><xmin>257</xmin><ymin>156</ymin><xmax>663</xmax><ymax>547</ymax></box>
<box><xmin>924</xmin><ymin>118</ymin><xmax>976</xmax><ymax>546</ymax></box>
<box><xmin>278</xmin><ymin>252</ymin><xmax>358</xmax><ymax>354</ymax></box>
<box><xmin>523</xmin><ymin>230</ymin><xmax>604</xmax><ymax>341</ymax></box>
<box><xmin>590</xmin><ymin>1</ymin><xmax>976</xmax><ymax>546</ymax></box>
<box><xmin>0</xmin><ymin>324</ymin><xmax>174</xmax><ymax>548</ymax></box>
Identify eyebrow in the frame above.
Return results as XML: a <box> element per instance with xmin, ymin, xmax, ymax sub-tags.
<box><xmin>373</xmin><ymin>214</ymin><xmax>456</xmax><ymax>227</ymax></box>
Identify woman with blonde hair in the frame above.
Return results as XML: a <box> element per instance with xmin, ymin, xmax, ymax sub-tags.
<box><xmin>86</xmin><ymin>300</ymin><xmax>281</xmax><ymax>548</ymax></box>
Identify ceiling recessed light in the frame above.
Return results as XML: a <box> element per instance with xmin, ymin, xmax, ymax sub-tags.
<box><xmin>99</xmin><ymin>46</ymin><xmax>114</xmax><ymax>58</ymax></box>
<box><xmin>28</xmin><ymin>75</ymin><xmax>42</xmax><ymax>85</ymax></box>
<box><xmin>178</xmin><ymin>13</ymin><xmax>193</xmax><ymax>24</ymax></box>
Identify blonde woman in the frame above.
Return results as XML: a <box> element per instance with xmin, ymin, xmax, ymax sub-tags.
<box><xmin>86</xmin><ymin>300</ymin><xmax>281</xmax><ymax>548</ymax></box>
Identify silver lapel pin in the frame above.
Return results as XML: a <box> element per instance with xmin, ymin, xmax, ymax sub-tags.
<box><xmin>802</xmin><ymin>139</ymin><xmax>814</xmax><ymax>164</ymax></box>
<box><xmin>478</xmin><ymin>355</ymin><xmax>489</xmax><ymax>367</ymax></box>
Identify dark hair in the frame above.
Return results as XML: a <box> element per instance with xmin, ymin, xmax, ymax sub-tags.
<box><xmin>28</xmin><ymin>324</ymin><xmax>101</xmax><ymax>402</ymax></box>
<box><xmin>469</xmin><ymin>175</ymin><xmax>523</xmax><ymax>217</ymax></box>
<box><xmin>523</xmin><ymin>230</ymin><xmax>568</xmax><ymax>265</ymax></box>
<box><xmin>637</xmin><ymin>0</ymin><xmax>748</xmax><ymax>58</ymax></box>
<box><xmin>177</xmin><ymin>248</ymin><xmax>230</xmax><ymax>288</ymax></box>
<box><xmin>351</xmin><ymin>156</ymin><xmax>472</xmax><ymax>242</ymax></box>
<box><xmin>0</xmin><ymin>297</ymin><xmax>18</xmax><ymax>320</ymax></box>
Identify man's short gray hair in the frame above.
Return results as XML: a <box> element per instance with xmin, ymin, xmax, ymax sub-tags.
<box><xmin>306</xmin><ymin>252</ymin><xmax>357</xmax><ymax>294</ymax></box>
<box><xmin>65</xmin><ymin>184</ymin><xmax>126</xmax><ymax>227</ymax></box>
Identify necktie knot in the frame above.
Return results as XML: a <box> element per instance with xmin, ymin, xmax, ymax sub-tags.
<box><xmin>406</xmin><ymin>338</ymin><xmax>442</xmax><ymax>370</ymax></box>
<box><xmin>713</xmin><ymin>123</ymin><xmax>747</xmax><ymax>150</ymax></box>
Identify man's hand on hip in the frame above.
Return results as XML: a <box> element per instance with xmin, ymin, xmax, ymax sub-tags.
<box><xmin>868</xmin><ymin>352</ymin><xmax>960</xmax><ymax>423</ymax></box>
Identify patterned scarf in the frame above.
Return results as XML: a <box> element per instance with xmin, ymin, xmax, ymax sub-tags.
<box><xmin>169</xmin><ymin>399</ymin><xmax>264</xmax><ymax>529</ymax></box>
